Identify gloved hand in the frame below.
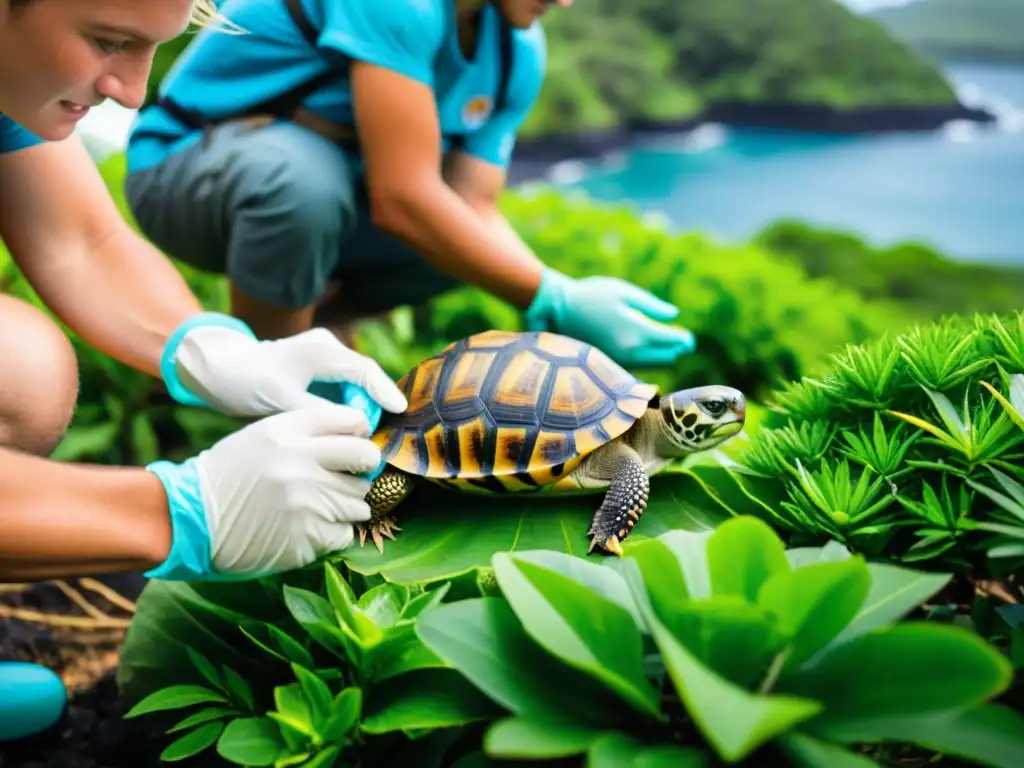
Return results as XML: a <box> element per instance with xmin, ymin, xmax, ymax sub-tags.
<box><xmin>524</xmin><ymin>268</ymin><xmax>696</xmax><ymax>367</ymax></box>
<box><xmin>145</xmin><ymin>403</ymin><xmax>380</xmax><ymax>581</ymax></box>
<box><xmin>159</xmin><ymin>313</ymin><xmax>407</xmax><ymax>428</ymax></box>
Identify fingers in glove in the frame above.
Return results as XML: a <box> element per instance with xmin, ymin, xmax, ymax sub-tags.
<box><xmin>621</xmin><ymin>307</ymin><xmax>695</xmax><ymax>349</ymax></box>
<box><xmin>294</xmin><ymin>329</ymin><xmax>408</xmax><ymax>413</ymax></box>
<box><xmin>619</xmin><ymin>283</ymin><xmax>681</xmax><ymax>322</ymax></box>
<box><xmin>307</xmin><ymin>434</ymin><xmax>382</xmax><ymax>476</ymax></box>
<box><xmin>311</xmin><ymin>520</ymin><xmax>356</xmax><ymax>556</ymax></box>
<box><xmin>270</xmin><ymin>403</ymin><xmax>372</xmax><ymax>439</ymax></box>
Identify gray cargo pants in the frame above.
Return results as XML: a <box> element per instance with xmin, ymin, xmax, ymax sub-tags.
<box><xmin>124</xmin><ymin>119</ymin><xmax>458</xmax><ymax>314</ymax></box>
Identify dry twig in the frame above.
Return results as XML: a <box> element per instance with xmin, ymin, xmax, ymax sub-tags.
<box><xmin>78</xmin><ymin>577</ymin><xmax>138</xmax><ymax>614</ymax></box>
<box><xmin>0</xmin><ymin>605</ymin><xmax>131</xmax><ymax>630</ymax></box>
<box><xmin>52</xmin><ymin>580</ymin><xmax>111</xmax><ymax>621</ymax></box>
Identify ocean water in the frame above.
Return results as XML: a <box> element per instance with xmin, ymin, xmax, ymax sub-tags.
<box><xmin>543</xmin><ymin>63</ymin><xmax>1024</xmax><ymax>266</ymax></box>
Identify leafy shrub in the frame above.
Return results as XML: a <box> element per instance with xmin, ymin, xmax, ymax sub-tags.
<box><xmin>756</xmin><ymin>219</ymin><xmax>1024</xmax><ymax>320</ymax></box>
<box><xmin>118</xmin><ymin>516</ymin><xmax>1024</xmax><ymax>767</ymax></box>
<box><xmin>362</xmin><ymin>188</ymin><xmax>904</xmax><ymax>405</ymax></box>
<box><xmin>725</xmin><ymin>311</ymin><xmax>1024</xmax><ymax>577</ymax></box>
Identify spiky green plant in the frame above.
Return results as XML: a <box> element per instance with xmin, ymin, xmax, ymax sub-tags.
<box><xmin>733</xmin><ymin>312</ymin><xmax>1024</xmax><ymax>577</ymax></box>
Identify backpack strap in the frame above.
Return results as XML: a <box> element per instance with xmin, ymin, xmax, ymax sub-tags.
<box><xmin>135</xmin><ymin>0</ymin><xmax>516</xmax><ymax>150</ymax></box>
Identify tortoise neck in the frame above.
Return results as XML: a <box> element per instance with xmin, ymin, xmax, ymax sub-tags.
<box><xmin>630</xmin><ymin>409</ymin><xmax>681</xmax><ymax>462</ymax></box>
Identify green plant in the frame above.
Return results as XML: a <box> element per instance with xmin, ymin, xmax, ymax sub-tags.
<box><xmin>412</xmin><ymin>516</ymin><xmax>1024</xmax><ymax>766</ymax></box>
<box><xmin>120</xmin><ymin>565</ymin><xmax>501</xmax><ymax>766</ymax></box>
<box><xmin>729</xmin><ymin>313</ymin><xmax>1024</xmax><ymax>577</ymax></box>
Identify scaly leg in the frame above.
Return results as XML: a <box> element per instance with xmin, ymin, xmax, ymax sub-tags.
<box><xmin>360</xmin><ymin>467</ymin><xmax>418</xmax><ymax>554</ymax></box>
<box><xmin>581</xmin><ymin>441</ymin><xmax>651</xmax><ymax>557</ymax></box>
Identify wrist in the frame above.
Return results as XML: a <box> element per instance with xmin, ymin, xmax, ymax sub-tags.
<box><xmin>143</xmin><ymin>458</ymin><xmax>213</xmax><ymax>581</ymax></box>
<box><xmin>524</xmin><ymin>267</ymin><xmax>571</xmax><ymax>331</ymax></box>
<box><xmin>161</xmin><ymin>312</ymin><xmax>256</xmax><ymax>407</ymax></box>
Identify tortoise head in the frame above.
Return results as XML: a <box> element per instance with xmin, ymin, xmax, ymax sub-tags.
<box><xmin>658</xmin><ymin>385</ymin><xmax>746</xmax><ymax>453</ymax></box>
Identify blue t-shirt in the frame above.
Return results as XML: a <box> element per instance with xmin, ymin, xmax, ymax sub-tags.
<box><xmin>127</xmin><ymin>0</ymin><xmax>546</xmax><ymax>174</ymax></box>
<box><xmin>0</xmin><ymin>114</ymin><xmax>43</xmax><ymax>154</ymax></box>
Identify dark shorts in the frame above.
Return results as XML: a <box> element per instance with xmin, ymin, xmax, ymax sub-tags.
<box><xmin>124</xmin><ymin>119</ymin><xmax>458</xmax><ymax>313</ymax></box>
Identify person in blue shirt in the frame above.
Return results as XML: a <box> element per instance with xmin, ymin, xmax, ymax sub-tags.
<box><xmin>124</xmin><ymin>0</ymin><xmax>697</xmax><ymax>365</ymax></box>
<box><xmin>1</xmin><ymin>0</ymin><xmax>406</xmax><ymax>743</ymax></box>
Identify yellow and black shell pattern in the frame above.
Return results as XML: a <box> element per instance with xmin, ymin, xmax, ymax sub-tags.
<box><xmin>371</xmin><ymin>330</ymin><xmax>658</xmax><ymax>494</ymax></box>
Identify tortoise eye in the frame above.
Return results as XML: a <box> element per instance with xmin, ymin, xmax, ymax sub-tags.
<box><xmin>702</xmin><ymin>399</ymin><xmax>726</xmax><ymax>417</ymax></box>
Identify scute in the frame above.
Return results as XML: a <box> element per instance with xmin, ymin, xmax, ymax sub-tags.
<box><xmin>375</xmin><ymin>330</ymin><xmax>658</xmax><ymax>485</ymax></box>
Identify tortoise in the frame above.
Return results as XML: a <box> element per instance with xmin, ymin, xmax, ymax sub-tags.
<box><xmin>357</xmin><ymin>330</ymin><xmax>746</xmax><ymax>556</ymax></box>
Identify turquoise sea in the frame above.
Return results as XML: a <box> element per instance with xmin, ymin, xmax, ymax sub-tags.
<box><xmin>544</xmin><ymin>63</ymin><xmax>1024</xmax><ymax>266</ymax></box>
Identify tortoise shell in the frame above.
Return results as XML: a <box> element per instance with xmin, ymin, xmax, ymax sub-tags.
<box><xmin>371</xmin><ymin>330</ymin><xmax>658</xmax><ymax>493</ymax></box>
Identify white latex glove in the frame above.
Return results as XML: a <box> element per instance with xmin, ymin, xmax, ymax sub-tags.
<box><xmin>164</xmin><ymin>318</ymin><xmax>407</xmax><ymax>418</ymax></box>
<box><xmin>145</xmin><ymin>403</ymin><xmax>381</xmax><ymax>581</ymax></box>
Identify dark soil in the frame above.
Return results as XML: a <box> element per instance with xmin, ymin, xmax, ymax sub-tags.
<box><xmin>0</xmin><ymin>574</ymin><xmax>171</xmax><ymax>768</ymax></box>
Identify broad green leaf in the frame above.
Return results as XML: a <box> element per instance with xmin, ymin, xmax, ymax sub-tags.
<box><xmin>661</xmin><ymin>598</ymin><xmax>777</xmax><ymax>689</ymax></box>
<box><xmin>622</xmin><ymin>561</ymin><xmax>822</xmax><ymax>762</ymax></box>
<box><xmin>492</xmin><ymin>553</ymin><xmax>660</xmax><ymax>717</ymax></box>
<box><xmin>302</xmin><ymin>747</ymin><xmax>342</xmax><ymax>768</ymax></box>
<box><xmin>118</xmin><ymin>578</ymin><xmax>291</xmax><ymax>707</ymax></box>
<box><xmin>123</xmin><ymin>684</ymin><xmax>229</xmax><ymax>718</ymax></box>
<box><xmin>216</xmin><ymin>717</ymin><xmax>287</xmax><ymax>767</ymax></box>
<box><xmin>356</xmin><ymin>583</ymin><xmax>403</xmax><ymax>628</ymax></box>
<box><xmin>658</xmin><ymin>529</ymin><xmax>714</xmax><ymax>599</ymax></box>
<box><xmin>415</xmin><ymin>596</ymin><xmax>635</xmax><ymax>727</ymax></box>
<box><xmin>281</xmin><ymin>586</ymin><xmax>352</xmax><ymax>661</ymax></box>
<box><xmin>827</xmin><ymin>562</ymin><xmax>950</xmax><ymax>650</ymax></box>
<box><xmin>166</xmin><ymin>706</ymin><xmax>235</xmax><ymax>734</ymax></box>
<box><xmin>159</xmin><ymin>721</ymin><xmax>223</xmax><ymax>762</ymax></box>
<box><xmin>334</xmin><ymin>472</ymin><xmax>733</xmax><ymax>585</ymax></box>
<box><xmin>776</xmin><ymin>731</ymin><xmax>880</xmax><ymax>767</ymax></box>
<box><xmin>364</xmin><ymin>621</ymin><xmax>448</xmax><ymax>683</ymax></box>
<box><xmin>272</xmin><ymin>682</ymin><xmax>315</xmax><ymax>739</ymax></box>
<box><xmin>184</xmin><ymin>647</ymin><xmax>224</xmax><ymax>694</ymax></box>
<box><xmin>779</xmin><ymin>623</ymin><xmax>1013</xmax><ymax>722</ymax></box>
<box><xmin>587</xmin><ymin>734</ymin><xmax>709</xmax><ymax>768</ymax></box>
<box><xmin>785</xmin><ymin>540</ymin><xmax>853</xmax><ymax>569</ymax></box>
<box><xmin>706</xmin><ymin>516</ymin><xmax>790</xmax><ymax>602</ymax></box>
<box><xmin>757</xmin><ymin>558</ymin><xmax>871</xmax><ymax>673</ymax></box>
<box><xmin>222</xmin><ymin>666</ymin><xmax>255</xmax><ymax>713</ymax></box>
<box><xmin>484</xmin><ymin>716</ymin><xmax>602</xmax><ymax>759</ymax></box>
<box><xmin>291</xmin><ymin>664</ymin><xmax>333</xmax><ymax>724</ymax></box>
<box><xmin>321</xmin><ymin>687</ymin><xmax>362</xmax><ymax>742</ymax></box>
<box><xmin>508</xmin><ymin>549</ymin><xmax>643</xmax><ymax>628</ymax></box>
<box><xmin>361</xmin><ymin>668</ymin><xmax>505</xmax><ymax>734</ymax></box>
<box><xmin>612</xmin><ymin>537</ymin><xmax>688</xmax><ymax>622</ymax></box>
<box><xmin>811</xmin><ymin>703</ymin><xmax>1024</xmax><ymax>768</ymax></box>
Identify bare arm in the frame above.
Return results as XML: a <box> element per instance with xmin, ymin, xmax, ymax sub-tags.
<box><xmin>0</xmin><ymin>135</ymin><xmax>204</xmax><ymax>379</ymax></box>
<box><xmin>443</xmin><ymin>149</ymin><xmax>545</xmax><ymax>269</ymax></box>
<box><xmin>0</xmin><ymin>447</ymin><xmax>171</xmax><ymax>581</ymax></box>
<box><xmin>350</xmin><ymin>61</ymin><xmax>543</xmax><ymax>309</ymax></box>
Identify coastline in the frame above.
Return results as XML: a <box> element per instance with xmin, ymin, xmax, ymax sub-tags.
<box><xmin>507</xmin><ymin>99</ymin><xmax>997</xmax><ymax>185</ymax></box>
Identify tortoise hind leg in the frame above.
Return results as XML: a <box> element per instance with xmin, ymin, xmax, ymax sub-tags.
<box><xmin>360</xmin><ymin>467</ymin><xmax>419</xmax><ymax>554</ymax></box>
<box><xmin>581</xmin><ymin>442</ymin><xmax>651</xmax><ymax>557</ymax></box>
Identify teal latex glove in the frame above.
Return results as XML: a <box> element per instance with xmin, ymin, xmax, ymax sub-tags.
<box><xmin>524</xmin><ymin>268</ymin><xmax>695</xmax><ymax>367</ymax></box>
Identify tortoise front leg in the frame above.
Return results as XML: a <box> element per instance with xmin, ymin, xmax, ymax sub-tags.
<box><xmin>582</xmin><ymin>442</ymin><xmax>651</xmax><ymax>557</ymax></box>
<box><xmin>360</xmin><ymin>467</ymin><xmax>419</xmax><ymax>554</ymax></box>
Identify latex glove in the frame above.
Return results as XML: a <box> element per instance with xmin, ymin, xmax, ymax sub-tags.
<box><xmin>160</xmin><ymin>313</ymin><xmax>406</xmax><ymax>427</ymax></box>
<box><xmin>524</xmin><ymin>268</ymin><xmax>695</xmax><ymax>367</ymax></box>
<box><xmin>145</xmin><ymin>403</ymin><xmax>380</xmax><ymax>581</ymax></box>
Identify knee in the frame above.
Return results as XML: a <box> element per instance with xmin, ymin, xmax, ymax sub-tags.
<box><xmin>0</xmin><ymin>296</ymin><xmax>79</xmax><ymax>457</ymax></box>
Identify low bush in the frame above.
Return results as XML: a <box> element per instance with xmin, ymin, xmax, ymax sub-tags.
<box><xmin>118</xmin><ymin>516</ymin><xmax>1024</xmax><ymax>767</ymax></box>
<box><xmin>727</xmin><ymin>311</ymin><xmax>1024</xmax><ymax>578</ymax></box>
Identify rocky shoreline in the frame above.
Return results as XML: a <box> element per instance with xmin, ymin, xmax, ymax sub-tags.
<box><xmin>507</xmin><ymin>99</ymin><xmax>997</xmax><ymax>184</ymax></box>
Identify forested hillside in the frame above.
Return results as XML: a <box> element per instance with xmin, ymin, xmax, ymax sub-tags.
<box><xmin>519</xmin><ymin>0</ymin><xmax>960</xmax><ymax>137</ymax></box>
<box><xmin>870</xmin><ymin>0</ymin><xmax>1024</xmax><ymax>63</ymax></box>
<box><xmin>149</xmin><ymin>0</ymin><xmax>965</xmax><ymax>139</ymax></box>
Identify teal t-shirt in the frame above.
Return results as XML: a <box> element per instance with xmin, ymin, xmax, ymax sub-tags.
<box><xmin>0</xmin><ymin>114</ymin><xmax>43</xmax><ymax>154</ymax></box>
<box><xmin>127</xmin><ymin>0</ymin><xmax>547</xmax><ymax>174</ymax></box>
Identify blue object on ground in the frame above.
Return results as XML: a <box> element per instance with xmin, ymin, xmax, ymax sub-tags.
<box><xmin>0</xmin><ymin>661</ymin><xmax>67</xmax><ymax>741</ymax></box>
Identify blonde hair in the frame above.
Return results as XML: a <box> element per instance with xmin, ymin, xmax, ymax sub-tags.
<box><xmin>189</xmin><ymin>0</ymin><xmax>245</xmax><ymax>33</ymax></box>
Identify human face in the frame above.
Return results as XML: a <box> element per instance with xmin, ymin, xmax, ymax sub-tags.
<box><xmin>0</xmin><ymin>0</ymin><xmax>192</xmax><ymax>141</ymax></box>
<box><xmin>492</xmin><ymin>0</ymin><xmax>573</xmax><ymax>30</ymax></box>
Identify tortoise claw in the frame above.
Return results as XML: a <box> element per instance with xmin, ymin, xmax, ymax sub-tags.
<box><xmin>587</xmin><ymin>534</ymin><xmax>624</xmax><ymax>558</ymax></box>
<box><xmin>359</xmin><ymin>516</ymin><xmax>401</xmax><ymax>554</ymax></box>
